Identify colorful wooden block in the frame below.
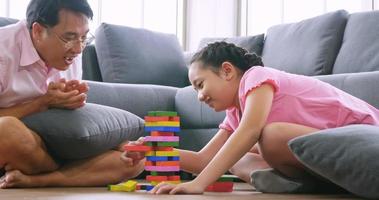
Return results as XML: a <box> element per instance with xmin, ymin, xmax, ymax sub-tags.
<box><xmin>148</xmin><ymin>111</ymin><xmax>177</xmax><ymax>116</ymax></box>
<box><xmin>156</xmin><ymin>141</ymin><xmax>180</xmax><ymax>147</ymax></box>
<box><xmin>145</xmin><ymin>166</ymin><xmax>180</xmax><ymax>172</ymax></box>
<box><xmin>145</xmin><ymin>136</ymin><xmax>179</xmax><ymax>142</ymax></box>
<box><xmin>155</xmin><ymin>150</ymin><xmax>179</xmax><ymax>156</ymax></box>
<box><xmin>145</xmin><ymin>116</ymin><xmax>180</xmax><ymax>122</ymax></box>
<box><xmin>205</xmin><ymin>182</ymin><xmax>233</xmax><ymax>192</ymax></box>
<box><xmin>151</xmin><ymin>180</ymin><xmax>181</xmax><ymax>186</ymax></box>
<box><xmin>145</xmin><ymin>121</ymin><xmax>180</xmax><ymax>127</ymax></box>
<box><xmin>144</xmin><ymin>126</ymin><xmax>181</xmax><ymax>132</ymax></box>
<box><xmin>154</xmin><ymin>146</ymin><xmax>174</xmax><ymax>151</ymax></box>
<box><xmin>146</xmin><ymin>175</ymin><xmax>168</xmax><ymax>182</ymax></box>
<box><xmin>146</xmin><ymin>156</ymin><xmax>168</xmax><ymax>161</ymax></box>
<box><xmin>123</xmin><ymin>145</ymin><xmax>152</xmax><ymax>152</ymax></box>
<box><xmin>150</xmin><ymin>131</ymin><xmax>174</xmax><ymax>136</ymax></box>
<box><xmin>156</xmin><ymin>161</ymin><xmax>180</xmax><ymax>166</ymax></box>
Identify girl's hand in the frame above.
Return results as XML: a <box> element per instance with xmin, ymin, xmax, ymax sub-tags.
<box><xmin>150</xmin><ymin>181</ymin><xmax>205</xmax><ymax>195</ymax></box>
<box><xmin>120</xmin><ymin>137</ymin><xmax>146</xmax><ymax>167</ymax></box>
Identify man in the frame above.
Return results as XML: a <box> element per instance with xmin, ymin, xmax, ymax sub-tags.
<box><xmin>0</xmin><ymin>0</ymin><xmax>143</xmax><ymax>188</ymax></box>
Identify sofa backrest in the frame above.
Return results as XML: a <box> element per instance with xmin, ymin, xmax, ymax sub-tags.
<box><xmin>0</xmin><ymin>17</ymin><xmax>18</xmax><ymax>27</ymax></box>
<box><xmin>262</xmin><ymin>10</ymin><xmax>348</xmax><ymax>76</ymax></box>
<box><xmin>332</xmin><ymin>10</ymin><xmax>379</xmax><ymax>74</ymax></box>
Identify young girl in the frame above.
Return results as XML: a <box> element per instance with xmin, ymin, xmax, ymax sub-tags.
<box><xmin>121</xmin><ymin>41</ymin><xmax>379</xmax><ymax>194</ymax></box>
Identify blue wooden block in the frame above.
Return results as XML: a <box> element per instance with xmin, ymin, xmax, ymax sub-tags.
<box><xmin>145</xmin><ymin>126</ymin><xmax>181</xmax><ymax>132</ymax></box>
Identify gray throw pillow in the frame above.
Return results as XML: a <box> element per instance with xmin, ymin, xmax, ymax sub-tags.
<box><xmin>95</xmin><ymin>23</ymin><xmax>189</xmax><ymax>87</ymax></box>
<box><xmin>197</xmin><ymin>34</ymin><xmax>265</xmax><ymax>56</ymax></box>
<box><xmin>22</xmin><ymin>103</ymin><xmax>144</xmax><ymax>160</ymax></box>
<box><xmin>288</xmin><ymin>125</ymin><xmax>379</xmax><ymax>199</ymax></box>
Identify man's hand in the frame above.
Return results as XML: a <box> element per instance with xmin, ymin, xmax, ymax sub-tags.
<box><xmin>120</xmin><ymin>137</ymin><xmax>146</xmax><ymax>167</ymax></box>
<box><xmin>42</xmin><ymin>79</ymin><xmax>88</xmax><ymax>109</ymax></box>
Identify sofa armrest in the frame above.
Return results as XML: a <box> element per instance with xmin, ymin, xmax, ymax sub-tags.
<box><xmin>86</xmin><ymin>81</ymin><xmax>178</xmax><ymax>118</ymax></box>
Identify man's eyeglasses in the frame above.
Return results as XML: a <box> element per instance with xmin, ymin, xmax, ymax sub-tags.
<box><xmin>49</xmin><ymin>29</ymin><xmax>95</xmax><ymax>50</ymax></box>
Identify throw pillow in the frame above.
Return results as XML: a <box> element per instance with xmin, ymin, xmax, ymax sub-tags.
<box><xmin>197</xmin><ymin>34</ymin><xmax>265</xmax><ymax>56</ymax></box>
<box><xmin>22</xmin><ymin>103</ymin><xmax>144</xmax><ymax>160</ymax></box>
<box><xmin>288</xmin><ymin>125</ymin><xmax>379</xmax><ymax>199</ymax></box>
<box><xmin>95</xmin><ymin>23</ymin><xmax>189</xmax><ymax>87</ymax></box>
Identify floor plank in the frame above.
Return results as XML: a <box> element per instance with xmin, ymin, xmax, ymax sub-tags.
<box><xmin>0</xmin><ymin>183</ymin><xmax>362</xmax><ymax>200</ymax></box>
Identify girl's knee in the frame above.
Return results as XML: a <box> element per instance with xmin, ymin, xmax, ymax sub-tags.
<box><xmin>258</xmin><ymin>123</ymin><xmax>288</xmax><ymax>162</ymax></box>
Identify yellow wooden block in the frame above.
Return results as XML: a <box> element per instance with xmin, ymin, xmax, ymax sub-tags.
<box><xmin>120</xmin><ymin>180</ymin><xmax>137</xmax><ymax>191</ymax></box>
<box><xmin>145</xmin><ymin>151</ymin><xmax>155</xmax><ymax>156</ymax></box>
<box><xmin>156</xmin><ymin>150</ymin><xmax>179</xmax><ymax>156</ymax></box>
<box><xmin>151</xmin><ymin>180</ymin><xmax>181</xmax><ymax>186</ymax></box>
<box><xmin>108</xmin><ymin>184</ymin><xmax>125</xmax><ymax>192</ymax></box>
<box><xmin>145</xmin><ymin>121</ymin><xmax>180</xmax><ymax>127</ymax></box>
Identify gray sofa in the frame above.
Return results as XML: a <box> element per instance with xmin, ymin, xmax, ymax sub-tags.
<box><xmin>82</xmin><ymin>9</ymin><xmax>379</xmax><ymax>198</ymax></box>
<box><xmin>83</xmin><ymin>9</ymin><xmax>379</xmax><ymax>150</ymax></box>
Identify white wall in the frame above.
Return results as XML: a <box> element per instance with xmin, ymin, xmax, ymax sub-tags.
<box><xmin>186</xmin><ymin>0</ymin><xmax>237</xmax><ymax>51</ymax></box>
<box><xmin>0</xmin><ymin>0</ymin><xmax>377</xmax><ymax>51</ymax></box>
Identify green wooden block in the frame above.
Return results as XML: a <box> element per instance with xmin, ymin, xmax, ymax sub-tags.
<box><xmin>156</xmin><ymin>141</ymin><xmax>179</xmax><ymax>147</ymax></box>
<box><xmin>217</xmin><ymin>174</ymin><xmax>238</xmax><ymax>182</ymax></box>
<box><xmin>148</xmin><ymin>111</ymin><xmax>178</xmax><ymax>117</ymax></box>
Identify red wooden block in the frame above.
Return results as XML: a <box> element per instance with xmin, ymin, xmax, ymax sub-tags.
<box><xmin>146</xmin><ymin>175</ymin><xmax>168</xmax><ymax>182</ymax></box>
<box><xmin>167</xmin><ymin>175</ymin><xmax>181</xmax><ymax>181</ymax></box>
<box><xmin>150</xmin><ymin>131</ymin><xmax>175</xmax><ymax>136</ymax></box>
<box><xmin>124</xmin><ymin>145</ymin><xmax>152</xmax><ymax>152</ymax></box>
<box><xmin>205</xmin><ymin>182</ymin><xmax>233</xmax><ymax>192</ymax></box>
<box><xmin>144</xmin><ymin>116</ymin><xmax>170</xmax><ymax>122</ymax></box>
<box><xmin>153</xmin><ymin>146</ymin><xmax>174</xmax><ymax>151</ymax></box>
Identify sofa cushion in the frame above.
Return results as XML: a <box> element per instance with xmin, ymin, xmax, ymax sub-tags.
<box><xmin>95</xmin><ymin>23</ymin><xmax>189</xmax><ymax>87</ymax></box>
<box><xmin>22</xmin><ymin>103</ymin><xmax>144</xmax><ymax>160</ymax></box>
<box><xmin>262</xmin><ymin>10</ymin><xmax>348</xmax><ymax>76</ymax></box>
<box><xmin>197</xmin><ymin>34</ymin><xmax>265</xmax><ymax>56</ymax></box>
<box><xmin>332</xmin><ymin>10</ymin><xmax>379</xmax><ymax>74</ymax></box>
<box><xmin>86</xmin><ymin>81</ymin><xmax>177</xmax><ymax>119</ymax></box>
<box><xmin>0</xmin><ymin>17</ymin><xmax>18</xmax><ymax>27</ymax></box>
<box><xmin>315</xmin><ymin>71</ymin><xmax>379</xmax><ymax>109</ymax></box>
<box><xmin>288</xmin><ymin>125</ymin><xmax>379</xmax><ymax>199</ymax></box>
<box><xmin>175</xmin><ymin>86</ymin><xmax>225</xmax><ymax>129</ymax></box>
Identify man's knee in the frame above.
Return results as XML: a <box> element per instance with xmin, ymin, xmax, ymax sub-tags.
<box><xmin>0</xmin><ymin>116</ymin><xmax>40</xmax><ymax>156</ymax></box>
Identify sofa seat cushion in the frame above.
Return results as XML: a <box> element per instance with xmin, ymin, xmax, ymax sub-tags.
<box><xmin>288</xmin><ymin>125</ymin><xmax>379</xmax><ymax>199</ymax></box>
<box><xmin>95</xmin><ymin>23</ymin><xmax>189</xmax><ymax>87</ymax></box>
<box><xmin>262</xmin><ymin>10</ymin><xmax>348</xmax><ymax>76</ymax></box>
<box><xmin>332</xmin><ymin>10</ymin><xmax>379</xmax><ymax>74</ymax></box>
<box><xmin>22</xmin><ymin>103</ymin><xmax>144</xmax><ymax>160</ymax></box>
<box><xmin>175</xmin><ymin>86</ymin><xmax>225</xmax><ymax>129</ymax></box>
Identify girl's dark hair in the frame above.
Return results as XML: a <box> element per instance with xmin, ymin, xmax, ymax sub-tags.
<box><xmin>26</xmin><ymin>0</ymin><xmax>93</xmax><ymax>30</ymax></box>
<box><xmin>190</xmin><ymin>41</ymin><xmax>264</xmax><ymax>72</ymax></box>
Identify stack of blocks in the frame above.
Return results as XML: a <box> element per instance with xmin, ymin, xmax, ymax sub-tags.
<box><xmin>109</xmin><ymin>111</ymin><xmax>181</xmax><ymax>192</ymax></box>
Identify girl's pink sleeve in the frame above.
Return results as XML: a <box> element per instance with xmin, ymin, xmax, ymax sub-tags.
<box><xmin>241</xmin><ymin>67</ymin><xmax>280</xmax><ymax>99</ymax></box>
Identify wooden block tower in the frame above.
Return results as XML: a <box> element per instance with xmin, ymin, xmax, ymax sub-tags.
<box><xmin>143</xmin><ymin>111</ymin><xmax>181</xmax><ymax>189</ymax></box>
<box><xmin>109</xmin><ymin>111</ymin><xmax>181</xmax><ymax>192</ymax></box>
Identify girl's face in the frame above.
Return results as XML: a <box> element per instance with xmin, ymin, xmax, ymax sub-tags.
<box><xmin>188</xmin><ymin>61</ymin><xmax>241</xmax><ymax>112</ymax></box>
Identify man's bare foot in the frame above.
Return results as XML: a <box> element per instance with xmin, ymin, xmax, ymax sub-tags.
<box><xmin>0</xmin><ymin>170</ymin><xmax>33</xmax><ymax>188</ymax></box>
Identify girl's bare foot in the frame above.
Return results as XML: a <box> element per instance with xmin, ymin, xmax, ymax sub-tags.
<box><xmin>0</xmin><ymin>170</ymin><xmax>33</xmax><ymax>188</ymax></box>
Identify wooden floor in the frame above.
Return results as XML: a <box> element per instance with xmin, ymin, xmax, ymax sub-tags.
<box><xmin>0</xmin><ymin>183</ymin><xmax>362</xmax><ymax>200</ymax></box>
